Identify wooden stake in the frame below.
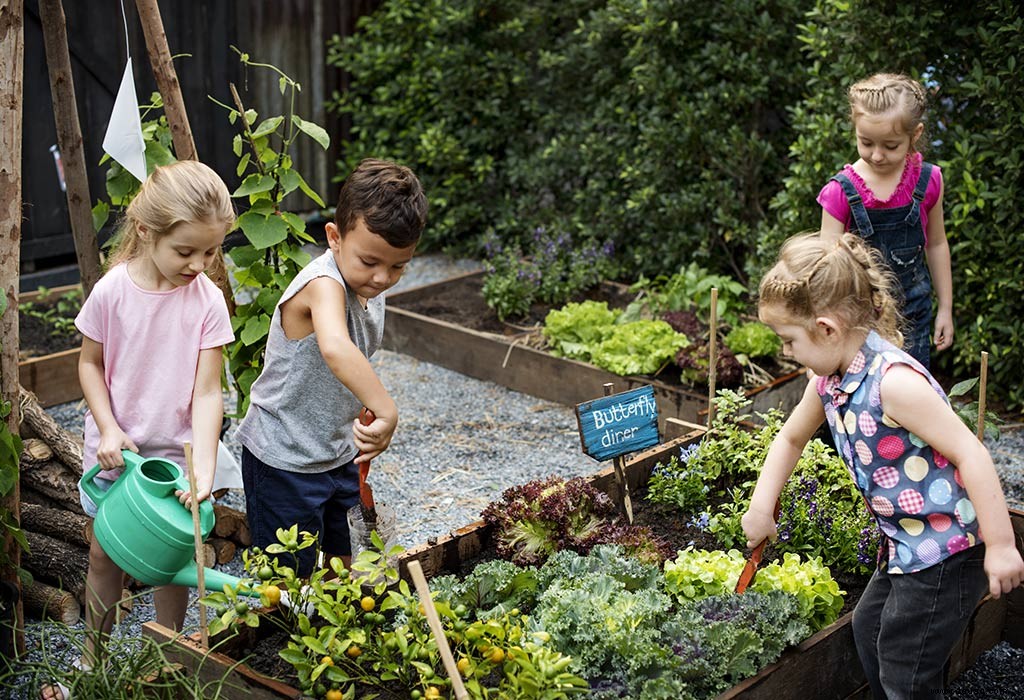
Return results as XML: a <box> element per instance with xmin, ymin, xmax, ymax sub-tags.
<box><xmin>183</xmin><ymin>442</ymin><xmax>207</xmax><ymax>647</ymax></box>
<box><xmin>603</xmin><ymin>383</ymin><xmax>634</xmax><ymax>523</ymax></box>
<box><xmin>407</xmin><ymin>560</ymin><xmax>469</xmax><ymax>700</ymax></box>
<box><xmin>0</xmin><ymin>0</ymin><xmax>26</xmax><ymax>655</ymax></box>
<box><xmin>706</xmin><ymin>287</ymin><xmax>719</xmax><ymax>428</ymax></box>
<box><xmin>134</xmin><ymin>0</ymin><xmax>196</xmax><ymax>161</ymax></box>
<box><xmin>977</xmin><ymin>351</ymin><xmax>989</xmax><ymax>442</ymax></box>
<box><xmin>39</xmin><ymin>0</ymin><xmax>102</xmax><ymax>297</ymax></box>
<box><xmin>134</xmin><ymin>0</ymin><xmax>235</xmax><ymax>314</ymax></box>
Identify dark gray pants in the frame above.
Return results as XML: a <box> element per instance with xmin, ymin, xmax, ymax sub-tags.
<box><xmin>852</xmin><ymin>545</ymin><xmax>988</xmax><ymax>699</ymax></box>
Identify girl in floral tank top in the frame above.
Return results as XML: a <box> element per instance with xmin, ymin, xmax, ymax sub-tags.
<box><xmin>742</xmin><ymin>232</ymin><xmax>1022</xmax><ymax>699</ymax></box>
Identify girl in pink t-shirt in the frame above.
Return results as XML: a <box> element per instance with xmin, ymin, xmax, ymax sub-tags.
<box><xmin>43</xmin><ymin>161</ymin><xmax>235</xmax><ymax>700</ymax></box>
<box><xmin>818</xmin><ymin>73</ymin><xmax>953</xmax><ymax>369</ymax></box>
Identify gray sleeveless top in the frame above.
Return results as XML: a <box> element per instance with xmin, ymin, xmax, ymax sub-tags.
<box><xmin>235</xmin><ymin>251</ymin><xmax>385</xmax><ymax>472</ymax></box>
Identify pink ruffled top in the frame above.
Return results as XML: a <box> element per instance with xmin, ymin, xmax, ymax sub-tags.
<box><xmin>818</xmin><ymin>152</ymin><xmax>943</xmax><ymax>243</ymax></box>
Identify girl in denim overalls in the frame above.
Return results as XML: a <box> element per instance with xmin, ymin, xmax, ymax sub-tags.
<box><xmin>742</xmin><ymin>232</ymin><xmax>1023</xmax><ymax>699</ymax></box>
<box><xmin>819</xmin><ymin>73</ymin><xmax>952</xmax><ymax>369</ymax></box>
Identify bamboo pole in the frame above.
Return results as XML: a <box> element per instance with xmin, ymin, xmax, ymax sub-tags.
<box><xmin>407</xmin><ymin>560</ymin><xmax>469</xmax><ymax>700</ymax></box>
<box><xmin>976</xmin><ymin>351</ymin><xmax>989</xmax><ymax>442</ymax></box>
<box><xmin>183</xmin><ymin>442</ymin><xmax>208</xmax><ymax>647</ymax></box>
<box><xmin>0</xmin><ymin>0</ymin><xmax>25</xmax><ymax>655</ymax></box>
<box><xmin>38</xmin><ymin>0</ymin><xmax>102</xmax><ymax>298</ymax></box>
<box><xmin>706</xmin><ymin>287</ymin><xmax>719</xmax><ymax>428</ymax></box>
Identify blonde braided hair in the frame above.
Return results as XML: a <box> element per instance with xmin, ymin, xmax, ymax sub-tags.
<box><xmin>758</xmin><ymin>232</ymin><xmax>904</xmax><ymax>346</ymax></box>
<box><xmin>848</xmin><ymin>73</ymin><xmax>928</xmax><ymax>153</ymax></box>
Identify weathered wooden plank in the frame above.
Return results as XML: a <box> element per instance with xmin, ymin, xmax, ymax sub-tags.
<box><xmin>19</xmin><ymin>347</ymin><xmax>82</xmax><ymax>407</ymax></box>
<box><xmin>142</xmin><ymin>621</ymin><xmax>302</xmax><ymax>700</ymax></box>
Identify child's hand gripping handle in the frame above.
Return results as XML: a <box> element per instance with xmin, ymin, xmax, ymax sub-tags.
<box><xmin>736</xmin><ymin>499</ymin><xmax>781</xmax><ymax>594</ymax></box>
<box><xmin>357</xmin><ymin>407</ymin><xmax>376</xmax><ymax>513</ymax></box>
<box><xmin>79</xmin><ymin>450</ymin><xmax>145</xmax><ymax>505</ymax></box>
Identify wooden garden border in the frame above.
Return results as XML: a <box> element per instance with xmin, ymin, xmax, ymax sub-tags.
<box><xmin>384</xmin><ymin>271</ymin><xmax>807</xmax><ymax>430</ymax></box>
<box><xmin>142</xmin><ymin>428</ymin><xmax>1024</xmax><ymax>698</ymax></box>
<box><xmin>17</xmin><ymin>282</ymin><xmax>83</xmax><ymax>407</ymax></box>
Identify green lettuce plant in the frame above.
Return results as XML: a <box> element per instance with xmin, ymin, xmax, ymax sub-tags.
<box><xmin>590</xmin><ymin>320</ymin><xmax>687</xmax><ymax>376</ymax></box>
<box><xmin>724</xmin><ymin>322</ymin><xmax>782</xmax><ymax>359</ymax></box>
<box><xmin>542</xmin><ymin>301</ymin><xmax>622</xmax><ymax>361</ymax></box>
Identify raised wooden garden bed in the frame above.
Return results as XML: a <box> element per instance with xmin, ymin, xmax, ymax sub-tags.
<box><xmin>383</xmin><ymin>271</ymin><xmax>806</xmax><ymax>429</ymax></box>
<box><xmin>143</xmin><ymin>429</ymin><xmax>1024</xmax><ymax>699</ymax></box>
<box><xmin>18</xmin><ymin>283</ymin><xmax>83</xmax><ymax>408</ymax></box>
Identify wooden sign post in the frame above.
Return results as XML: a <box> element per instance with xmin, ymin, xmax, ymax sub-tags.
<box><xmin>576</xmin><ymin>384</ymin><xmax>660</xmax><ymax>523</ymax></box>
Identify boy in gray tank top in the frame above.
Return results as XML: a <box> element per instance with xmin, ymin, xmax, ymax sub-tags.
<box><xmin>236</xmin><ymin>159</ymin><xmax>427</xmax><ymax>576</ymax></box>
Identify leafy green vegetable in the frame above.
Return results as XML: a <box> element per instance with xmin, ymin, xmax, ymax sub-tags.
<box><xmin>543</xmin><ymin>301</ymin><xmax>622</xmax><ymax>361</ymax></box>
<box><xmin>590</xmin><ymin>320</ymin><xmax>688</xmax><ymax>376</ymax></box>
<box><xmin>724</xmin><ymin>322</ymin><xmax>782</xmax><ymax>359</ymax></box>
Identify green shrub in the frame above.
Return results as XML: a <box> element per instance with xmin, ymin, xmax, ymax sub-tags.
<box><xmin>759</xmin><ymin>0</ymin><xmax>1024</xmax><ymax>410</ymax></box>
<box><xmin>330</xmin><ymin>0</ymin><xmax>809</xmax><ymax>277</ymax></box>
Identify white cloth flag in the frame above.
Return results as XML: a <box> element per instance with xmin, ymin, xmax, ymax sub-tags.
<box><xmin>102</xmin><ymin>60</ymin><xmax>147</xmax><ymax>182</ymax></box>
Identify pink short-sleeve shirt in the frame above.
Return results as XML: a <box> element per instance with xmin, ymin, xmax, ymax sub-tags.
<box><xmin>818</xmin><ymin>152</ymin><xmax>943</xmax><ymax>243</ymax></box>
<box><xmin>75</xmin><ymin>264</ymin><xmax>234</xmax><ymax>478</ymax></box>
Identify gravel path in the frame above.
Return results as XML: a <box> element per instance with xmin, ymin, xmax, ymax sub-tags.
<box><xmin>4</xmin><ymin>251</ymin><xmax>1022</xmax><ymax>698</ymax></box>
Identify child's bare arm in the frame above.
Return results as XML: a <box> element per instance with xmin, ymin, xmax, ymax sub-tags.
<box><xmin>298</xmin><ymin>277</ymin><xmax>399</xmax><ymax>458</ymax></box>
<box><xmin>78</xmin><ymin>336</ymin><xmax>138</xmax><ymax>468</ymax></box>
<box><xmin>742</xmin><ymin>377</ymin><xmax>825</xmax><ymax>547</ymax></box>
<box><xmin>178</xmin><ymin>346</ymin><xmax>224</xmax><ymax>507</ymax></box>
<box><xmin>820</xmin><ymin>210</ymin><xmax>845</xmax><ymax>240</ymax></box>
<box><xmin>924</xmin><ymin>179</ymin><xmax>954</xmax><ymax>351</ymax></box>
<box><xmin>882</xmin><ymin>366</ymin><xmax>1024</xmax><ymax>598</ymax></box>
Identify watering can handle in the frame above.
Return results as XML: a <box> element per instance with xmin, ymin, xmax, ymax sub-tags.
<box><xmin>79</xmin><ymin>450</ymin><xmax>144</xmax><ymax>506</ymax></box>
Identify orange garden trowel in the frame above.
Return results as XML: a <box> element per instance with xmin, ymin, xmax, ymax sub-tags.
<box><xmin>357</xmin><ymin>407</ymin><xmax>378</xmax><ymax>532</ymax></box>
<box><xmin>735</xmin><ymin>500</ymin><xmax>781</xmax><ymax>594</ymax></box>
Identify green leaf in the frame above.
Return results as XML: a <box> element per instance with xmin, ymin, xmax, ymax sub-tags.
<box><xmin>252</xmin><ymin>116</ymin><xmax>284</xmax><ymax>139</ymax></box>
<box><xmin>236</xmin><ymin>153</ymin><xmax>251</xmax><ymax>178</ymax></box>
<box><xmin>293</xmin><ymin>115</ymin><xmax>330</xmax><ymax>150</ymax></box>
<box><xmin>233</xmin><ymin>174</ymin><xmax>276</xmax><ymax>198</ymax></box>
<box><xmin>228</xmin><ymin>244</ymin><xmax>262</xmax><ymax>268</ymax></box>
<box><xmin>948</xmin><ymin>377</ymin><xmax>978</xmax><ymax>398</ymax></box>
<box><xmin>240</xmin><ymin>314</ymin><xmax>271</xmax><ymax>346</ymax></box>
<box><xmin>92</xmin><ymin>201</ymin><xmax>110</xmax><ymax>233</ymax></box>
<box><xmin>292</xmin><ymin>171</ymin><xmax>326</xmax><ymax>208</ymax></box>
<box><xmin>238</xmin><ymin>211</ymin><xmax>289</xmax><ymax>249</ymax></box>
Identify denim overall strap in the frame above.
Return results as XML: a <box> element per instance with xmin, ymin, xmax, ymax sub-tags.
<box><xmin>901</xmin><ymin>162</ymin><xmax>933</xmax><ymax>229</ymax></box>
<box><xmin>832</xmin><ymin>173</ymin><xmax>874</xmax><ymax>237</ymax></box>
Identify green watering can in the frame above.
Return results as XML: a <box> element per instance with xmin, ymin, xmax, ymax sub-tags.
<box><xmin>80</xmin><ymin>450</ymin><xmax>258</xmax><ymax>596</ymax></box>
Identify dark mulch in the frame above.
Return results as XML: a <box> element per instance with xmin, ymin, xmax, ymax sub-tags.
<box><xmin>18</xmin><ymin>297</ymin><xmax>81</xmax><ymax>358</ymax></box>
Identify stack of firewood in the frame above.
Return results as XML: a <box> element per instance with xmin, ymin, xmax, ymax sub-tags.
<box><xmin>17</xmin><ymin>387</ymin><xmax>252</xmax><ymax>625</ymax></box>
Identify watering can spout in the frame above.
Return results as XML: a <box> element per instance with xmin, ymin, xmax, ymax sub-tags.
<box><xmin>170</xmin><ymin>561</ymin><xmax>261</xmax><ymax>597</ymax></box>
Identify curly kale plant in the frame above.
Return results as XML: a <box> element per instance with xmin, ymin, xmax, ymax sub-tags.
<box><xmin>430</xmin><ymin>559</ymin><xmax>540</xmax><ymax>620</ymax></box>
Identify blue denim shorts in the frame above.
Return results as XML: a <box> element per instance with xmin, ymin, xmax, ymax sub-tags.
<box><xmin>240</xmin><ymin>446</ymin><xmax>360</xmax><ymax>577</ymax></box>
<box><xmin>78</xmin><ymin>474</ymin><xmax>118</xmax><ymax>518</ymax></box>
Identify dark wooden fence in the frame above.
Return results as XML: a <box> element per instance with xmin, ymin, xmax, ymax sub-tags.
<box><xmin>22</xmin><ymin>0</ymin><xmax>380</xmax><ymax>290</ymax></box>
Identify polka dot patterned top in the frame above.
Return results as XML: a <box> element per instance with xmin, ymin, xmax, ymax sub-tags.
<box><xmin>816</xmin><ymin>331</ymin><xmax>980</xmax><ymax>574</ymax></box>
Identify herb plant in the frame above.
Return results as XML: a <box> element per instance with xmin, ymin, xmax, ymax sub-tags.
<box><xmin>622</xmin><ymin>263</ymin><xmax>747</xmax><ymax>328</ymax></box>
<box><xmin>480</xmin><ymin>227</ymin><xmax>616</xmax><ymax>322</ymax></box>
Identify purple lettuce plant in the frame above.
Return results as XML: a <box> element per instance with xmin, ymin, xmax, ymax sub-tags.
<box><xmin>482</xmin><ymin>476</ymin><xmax>618</xmax><ymax>566</ymax></box>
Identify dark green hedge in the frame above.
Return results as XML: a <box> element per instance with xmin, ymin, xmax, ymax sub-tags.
<box><xmin>329</xmin><ymin>0</ymin><xmax>1024</xmax><ymax>410</ymax></box>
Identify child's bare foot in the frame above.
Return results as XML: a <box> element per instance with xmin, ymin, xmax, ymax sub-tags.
<box><xmin>38</xmin><ymin>680</ymin><xmax>70</xmax><ymax>700</ymax></box>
